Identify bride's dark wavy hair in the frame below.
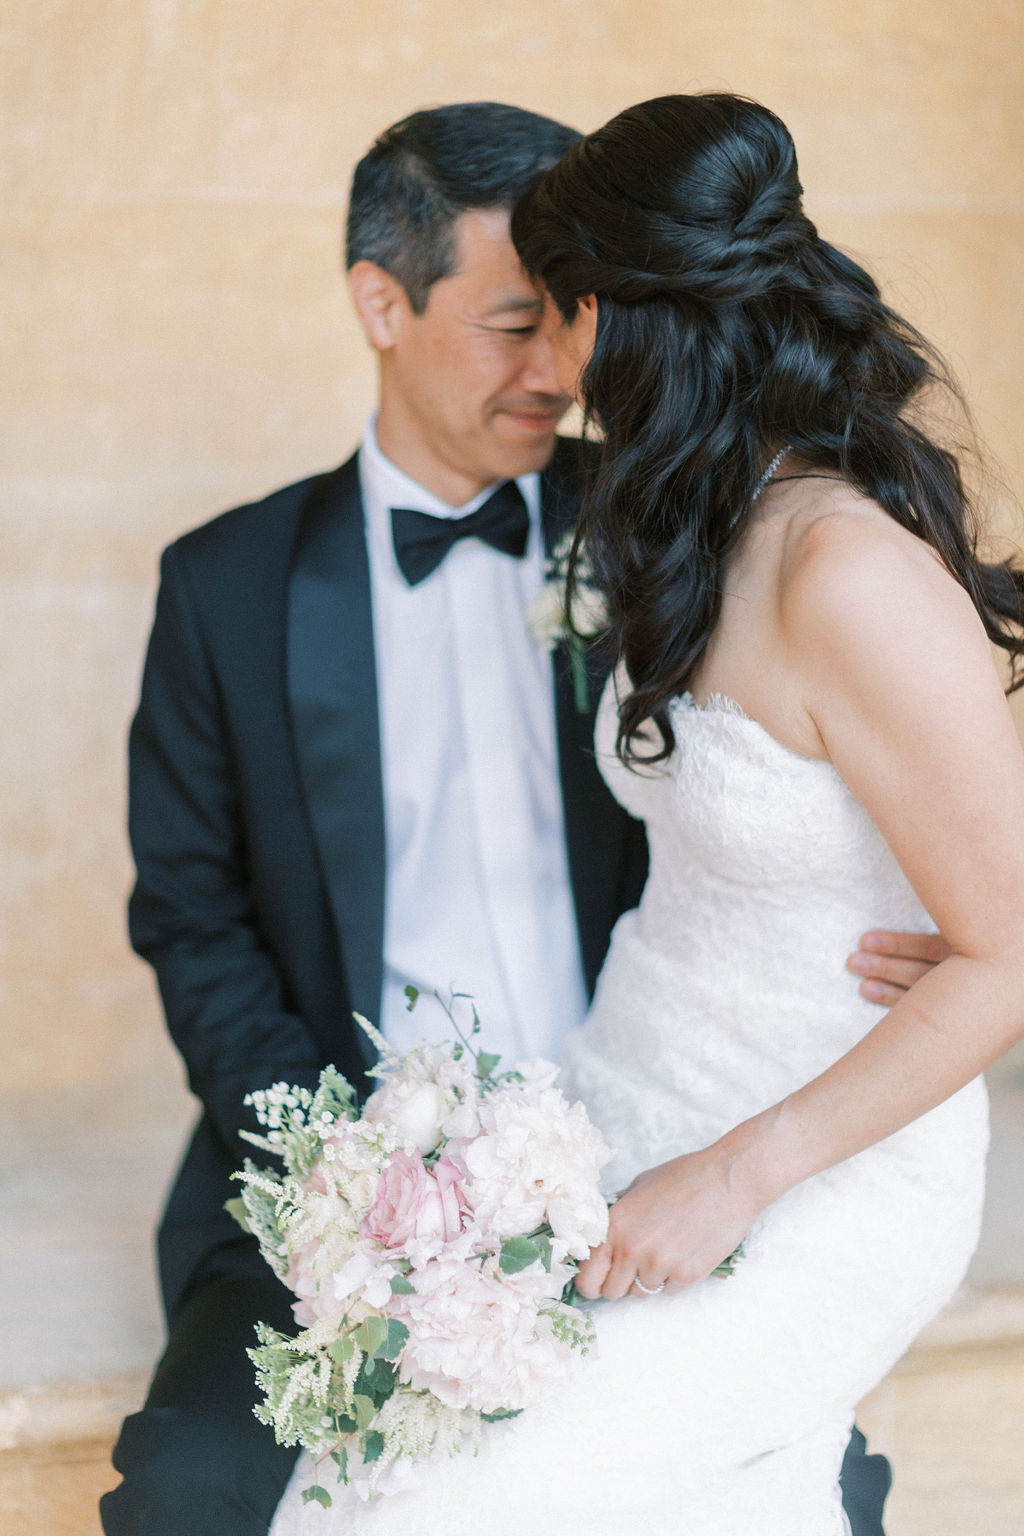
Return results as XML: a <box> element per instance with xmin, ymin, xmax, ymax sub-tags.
<box><xmin>511</xmin><ymin>93</ymin><xmax>1024</xmax><ymax>763</ymax></box>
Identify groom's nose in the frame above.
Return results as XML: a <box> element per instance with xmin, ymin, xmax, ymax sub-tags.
<box><xmin>515</xmin><ymin>330</ymin><xmax>567</xmax><ymax>401</ymax></box>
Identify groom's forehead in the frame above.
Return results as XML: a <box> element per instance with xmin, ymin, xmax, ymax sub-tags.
<box><xmin>439</xmin><ymin>207</ymin><xmax>543</xmax><ymax>309</ymax></box>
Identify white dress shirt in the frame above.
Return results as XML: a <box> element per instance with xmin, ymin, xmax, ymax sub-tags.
<box><xmin>358</xmin><ymin>415</ymin><xmax>588</xmax><ymax>1065</ymax></box>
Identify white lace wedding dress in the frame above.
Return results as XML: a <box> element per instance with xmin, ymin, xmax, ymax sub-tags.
<box><xmin>272</xmin><ymin>684</ymin><xmax>988</xmax><ymax>1535</ymax></box>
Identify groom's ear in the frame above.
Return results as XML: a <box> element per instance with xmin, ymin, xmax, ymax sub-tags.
<box><xmin>348</xmin><ymin>261</ymin><xmax>410</xmax><ymax>352</ymax></box>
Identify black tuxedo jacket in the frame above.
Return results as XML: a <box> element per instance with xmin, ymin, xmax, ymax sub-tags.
<box><xmin>128</xmin><ymin>437</ymin><xmax>649</xmax><ymax>1320</ymax></box>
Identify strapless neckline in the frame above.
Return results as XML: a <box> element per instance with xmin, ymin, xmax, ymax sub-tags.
<box><xmin>672</xmin><ymin>690</ymin><xmax>837</xmax><ymax>772</ymax></box>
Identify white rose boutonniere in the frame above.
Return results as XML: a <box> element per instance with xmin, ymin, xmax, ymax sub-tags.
<box><xmin>526</xmin><ymin>531</ymin><xmax>609</xmax><ymax>711</ymax></box>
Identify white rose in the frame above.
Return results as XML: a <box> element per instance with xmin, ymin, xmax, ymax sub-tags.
<box><xmin>441</xmin><ymin>1099</ymin><xmax>480</xmax><ymax>1140</ymax></box>
<box><xmin>365</xmin><ymin>1079</ymin><xmax>447</xmax><ymax>1155</ymax></box>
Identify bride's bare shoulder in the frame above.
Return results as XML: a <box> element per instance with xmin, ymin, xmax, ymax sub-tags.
<box><xmin>772</xmin><ymin>478</ymin><xmax>981</xmax><ymax>652</ymax></box>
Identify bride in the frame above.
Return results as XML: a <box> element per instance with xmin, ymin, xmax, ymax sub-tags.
<box><xmin>272</xmin><ymin>93</ymin><xmax>1024</xmax><ymax>1533</ymax></box>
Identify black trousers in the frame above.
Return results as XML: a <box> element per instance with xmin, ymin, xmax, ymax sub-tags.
<box><xmin>101</xmin><ymin>1239</ymin><xmax>300</xmax><ymax>1536</ymax></box>
<box><xmin>102</xmin><ymin>1239</ymin><xmax>893</xmax><ymax>1536</ymax></box>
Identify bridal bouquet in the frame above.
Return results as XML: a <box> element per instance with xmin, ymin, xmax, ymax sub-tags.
<box><xmin>227</xmin><ymin>997</ymin><xmax>612</xmax><ymax>1506</ymax></box>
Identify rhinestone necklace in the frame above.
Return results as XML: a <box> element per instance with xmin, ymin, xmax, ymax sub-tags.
<box><xmin>750</xmin><ymin>446</ymin><xmax>790</xmax><ymax>503</ymax></box>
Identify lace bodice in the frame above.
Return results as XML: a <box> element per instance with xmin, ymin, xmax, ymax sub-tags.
<box><xmin>603</xmin><ymin>685</ymin><xmax>933</xmax><ymax>940</ymax></box>
<box><xmin>561</xmin><ymin>680</ymin><xmax>980</xmax><ymax>1195</ymax></box>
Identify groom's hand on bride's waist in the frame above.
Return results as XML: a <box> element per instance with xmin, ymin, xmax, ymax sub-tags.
<box><xmin>846</xmin><ymin>930</ymin><xmax>951</xmax><ymax>1007</ymax></box>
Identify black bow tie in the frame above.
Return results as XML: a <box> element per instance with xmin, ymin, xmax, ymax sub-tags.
<box><xmin>390</xmin><ymin>480</ymin><xmax>530</xmax><ymax>587</ymax></box>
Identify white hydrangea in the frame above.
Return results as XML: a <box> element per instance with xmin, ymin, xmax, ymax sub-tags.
<box><xmin>454</xmin><ymin>1081</ymin><xmax>612</xmax><ymax>1258</ymax></box>
<box><xmin>391</xmin><ymin>1254</ymin><xmax>571</xmax><ymax>1413</ymax></box>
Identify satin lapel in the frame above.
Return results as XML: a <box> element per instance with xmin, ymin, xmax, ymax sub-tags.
<box><xmin>540</xmin><ymin>438</ymin><xmax>618</xmax><ymax>996</ymax></box>
<box><xmin>287</xmin><ymin>455</ymin><xmax>383</xmax><ymax>1065</ymax></box>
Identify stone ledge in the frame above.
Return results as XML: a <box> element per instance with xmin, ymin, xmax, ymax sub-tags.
<box><xmin>0</xmin><ymin>1375</ymin><xmax>145</xmax><ymax>1455</ymax></box>
<box><xmin>896</xmin><ymin>1283</ymin><xmax>1024</xmax><ymax>1360</ymax></box>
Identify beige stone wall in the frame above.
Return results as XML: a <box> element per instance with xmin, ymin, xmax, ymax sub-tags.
<box><xmin>4</xmin><ymin>1</ymin><xmax>1023</xmax><ymax>1095</ymax></box>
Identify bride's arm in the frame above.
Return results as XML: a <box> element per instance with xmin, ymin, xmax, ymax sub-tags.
<box><xmin>577</xmin><ymin>513</ymin><xmax>1024</xmax><ymax>1300</ymax></box>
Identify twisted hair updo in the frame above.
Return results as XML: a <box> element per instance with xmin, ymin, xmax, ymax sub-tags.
<box><xmin>511</xmin><ymin>93</ymin><xmax>1024</xmax><ymax>763</ymax></box>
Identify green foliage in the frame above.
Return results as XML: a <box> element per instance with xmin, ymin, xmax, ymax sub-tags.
<box><xmin>354</xmin><ymin>1315</ymin><xmax>388</xmax><ymax>1360</ymax></box>
<box><xmin>249</xmin><ymin>1333</ymin><xmax>334</xmax><ymax>1452</ymax></box>
<box><xmin>499</xmin><ymin>1235</ymin><xmax>542</xmax><ymax>1274</ymax></box>
<box><xmin>544</xmin><ymin>1300</ymin><xmax>597</xmax><ymax>1355</ymax></box>
<box><xmin>379</xmin><ymin>1318</ymin><xmax>410</xmax><ymax>1359</ymax></box>
<box><xmin>301</xmin><ymin>1484</ymin><xmax>332</xmax><ymax>1509</ymax></box>
<box><xmin>389</xmin><ymin>1274</ymin><xmax>415</xmax><ymax>1294</ymax></box>
<box><xmin>712</xmin><ymin>1241</ymin><xmax>745</xmax><ymax>1277</ymax></box>
<box><xmin>480</xmin><ymin>1407</ymin><xmax>523</xmax><ymax>1422</ymax></box>
<box><xmin>532</xmin><ymin>1232</ymin><xmax>553</xmax><ymax>1271</ymax></box>
<box><xmin>358</xmin><ymin>1355</ymin><xmax>396</xmax><ymax>1399</ymax></box>
<box><xmin>404</xmin><ymin>985</ymin><xmax>419</xmax><ymax>1011</ymax></box>
<box><xmin>361</xmin><ymin>1430</ymin><xmax>386</xmax><ymax>1463</ymax></box>
<box><xmin>233</xmin><ymin>1164</ymin><xmax>287</xmax><ymax>1248</ymax></box>
<box><xmin>222</xmin><ymin>1196</ymin><xmax>251</xmax><ymax>1234</ymax></box>
<box><xmin>476</xmin><ymin>1051</ymin><xmax>502</xmax><ymax>1080</ymax></box>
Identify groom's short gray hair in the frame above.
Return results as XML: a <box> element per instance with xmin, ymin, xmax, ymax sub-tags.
<box><xmin>345</xmin><ymin>102</ymin><xmax>580</xmax><ymax>313</ymax></box>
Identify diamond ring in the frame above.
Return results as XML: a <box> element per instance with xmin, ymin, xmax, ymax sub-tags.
<box><xmin>634</xmin><ymin>1277</ymin><xmax>666</xmax><ymax>1295</ymax></box>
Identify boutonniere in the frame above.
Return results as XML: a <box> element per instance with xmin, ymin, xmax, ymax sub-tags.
<box><xmin>526</xmin><ymin>531</ymin><xmax>609</xmax><ymax>712</ymax></box>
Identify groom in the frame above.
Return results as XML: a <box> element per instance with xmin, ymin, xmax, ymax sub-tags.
<box><xmin>103</xmin><ymin>102</ymin><xmax>941</xmax><ymax>1536</ymax></box>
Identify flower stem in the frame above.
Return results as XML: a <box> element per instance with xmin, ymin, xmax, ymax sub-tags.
<box><xmin>570</xmin><ymin>638</ymin><xmax>590</xmax><ymax>713</ymax></box>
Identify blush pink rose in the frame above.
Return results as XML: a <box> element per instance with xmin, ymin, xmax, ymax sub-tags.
<box><xmin>360</xmin><ymin>1150</ymin><xmax>469</xmax><ymax>1253</ymax></box>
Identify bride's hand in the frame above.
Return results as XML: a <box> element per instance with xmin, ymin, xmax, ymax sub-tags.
<box><xmin>574</xmin><ymin>1142</ymin><xmax>765</xmax><ymax>1301</ymax></box>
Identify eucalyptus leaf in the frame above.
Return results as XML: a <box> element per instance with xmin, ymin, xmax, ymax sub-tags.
<box><xmin>389</xmin><ymin>1275</ymin><xmax>415</xmax><ymax>1295</ymax></box>
<box><xmin>499</xmin><ymin>1235</ymin><xmax>541</xmax><ymax>1274</ymax></box>
<box><xmin>353</xmin><ymin>1393</ymin><xmax>376</xmax><ymax>1430</ymax></box>
<box><xmin>358</xmin><ymin>1356</ymin><xmax>395</xmax><ymax>1398</ymax></box>
<box><xmin>379</xmin><ymin>1318</ymin><xmax>410</xmax><ymax>1360</ymax></box>
<box><xmin>362</xmin><ymin>1430</ymin><xmax>386</xmax><ymax>1464</ymax></box>
<box><xmin>328</xmin><ymin>1335</ymin><xmax>354</xmax><ymax>1364</ymax></box>
<box><xmin>301</xmin><ymin>1485</ymin><xmax>332</xmax><ymax>1509</ymax></box>
<box><xmin>222</xmin><ymin>1197</ymin><xmax>252</xmax><ymax>1234</ymax></box>
<box><xmin>331</xmin><ymin>1447</ymin><xmax>349</xmax><ymax>1484</ymax></box>
<box><xmin>354</xmin><ymin>1315</ymin><xmax>388</xmax><ymax>1360</ymax></box>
